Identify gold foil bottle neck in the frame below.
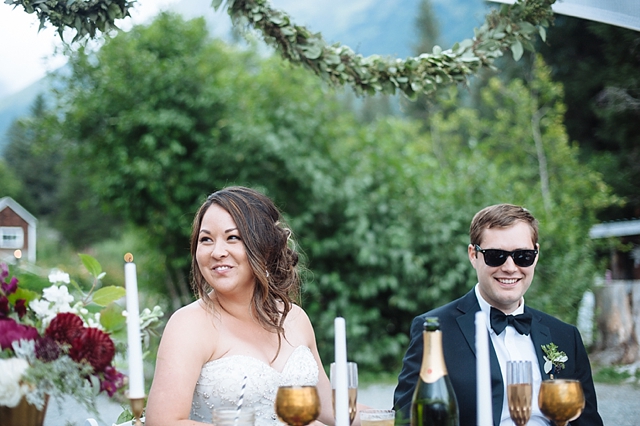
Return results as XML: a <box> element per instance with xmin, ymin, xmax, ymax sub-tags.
<box><xmin>419</xmin><ymin>328</ymin><xmax>448</xmax><ymax>383</ymax></box>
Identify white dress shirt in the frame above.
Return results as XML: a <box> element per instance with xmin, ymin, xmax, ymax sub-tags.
<box><xmin>475</xmin><ymin>285</ymin><xmax>550</xmax><ymax>425</ymax></box>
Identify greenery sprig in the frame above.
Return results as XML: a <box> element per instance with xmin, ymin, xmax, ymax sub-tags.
<box><xmin>541</xmin><ymin>343</ymin><xmax>568</xmax><ymax>379</ymax></box>
<box><xmin>4</xmin><ymin>0</ymin><xmax>134</xmax><ymax>41</ymax></box>
<box><xmin>214</xmin><ymin>0</ymin><xmax>556</xmax><ymax>98</ymax></box>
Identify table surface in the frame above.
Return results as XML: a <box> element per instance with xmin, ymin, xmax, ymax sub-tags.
<box><xmin>43</xmin><ymin>381</ymin><xmax>640</xmax><ymax>425</ymax></box>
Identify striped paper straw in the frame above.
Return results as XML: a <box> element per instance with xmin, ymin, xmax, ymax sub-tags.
<box><xmin>234</xmin><ymin>375</ymin><xmax>247</xmax><ymax>426</ymax></box>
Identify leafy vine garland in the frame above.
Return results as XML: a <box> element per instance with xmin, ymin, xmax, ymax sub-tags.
<box><xmin>4</xmin><ymin>0</ymin><xmax>133</xmax><ymax>41</ymax></box>
<box><xmin>215</xmin><ymin>0</ymin><xmax>556</xmax><ymax>98</ymax></box>
<box><xmin>7</xmin><ymin>0</ymin><xmax>555</xmax><ymax>97</ymax></box>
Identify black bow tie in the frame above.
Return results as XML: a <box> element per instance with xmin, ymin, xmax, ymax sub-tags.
<box><xmin>490</xmin><ymin>307</ymin><xmax>532</xmax><ymax>335</ymax></box>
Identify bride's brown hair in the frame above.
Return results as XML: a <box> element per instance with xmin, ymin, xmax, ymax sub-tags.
<box><xmin>190</xmin><ymin>186</ymin><xmax>301</xmax><ymax>352</ymax></box>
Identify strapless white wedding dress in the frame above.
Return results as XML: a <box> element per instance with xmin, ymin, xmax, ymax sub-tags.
<box><xmin>190</xmin><ymin>345</ymin><xmax>319</xmax><ymax>425</ymax></box>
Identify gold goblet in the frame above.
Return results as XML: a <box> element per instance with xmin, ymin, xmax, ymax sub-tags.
<box><xmin>538</xmin><ymin>379</ymin><xmax>585</xmax><ymax>426</ymax></box>
<box><xmin>275</xmin><ymin>385</ymin><xmax>321</xmax><ymax>426</ymax></box>
<box><xmin>507</xmin><ymin>361</ymin><xmax>532</xmax><ymax>426</ymax></box>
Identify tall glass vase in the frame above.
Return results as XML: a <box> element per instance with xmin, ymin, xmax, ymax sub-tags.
<box><xmin>0</xmin><ymin>396</ymin><xmax>49</xmax><ymax>426</ymax></box>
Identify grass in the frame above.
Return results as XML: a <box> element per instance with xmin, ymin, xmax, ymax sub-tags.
<box><xmin>359</xmin><ymin>371</ymin><xmax>400</xmax><ymax>387</ymax></box>
<box><xmin>593</xmin><ymin>365</ymin><xmax>640</xmax><ymax>385</ymax></box>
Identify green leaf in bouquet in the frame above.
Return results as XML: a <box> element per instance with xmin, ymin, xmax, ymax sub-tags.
<box><xmin>13</xmin><ymin>271</ymin><xmax>50</xmax><ymax>292</ymax></box>
<box><xmin>79</xmin><ymin>253</ymin><xmax>102</xmax><ymax>278</ymax></box>
<box><xmin>69</xmin><ymin>278</ymin><xmax>84</xmax><ymax>294</ymax></box>
<box><xmin>91</xmin><ymin>286</ymin><xmax>126</xmax><ymax>307</ymax></box>
<box><xmin>116</xmin><ymin>407</ymin><xmax>135</xmax><ymax>423</ymax></box>
<box><xmin>100</xmin><ymin>301</ymin><xmax>126</xmax><ymax>332</ymax></box>
<box><xmin>10</xmin><ymin>287</ymin><xmax>39</xmax><ymax>304</ymax></box>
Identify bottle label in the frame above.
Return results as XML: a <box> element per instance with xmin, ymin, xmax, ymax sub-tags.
<box><xmin>419</xmin><ymin>330</ymin><xmax>447</xmax><ymax>383</ymax></box>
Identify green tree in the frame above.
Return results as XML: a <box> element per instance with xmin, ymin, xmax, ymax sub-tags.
<box><xmin>0</xmin><ymin>158</ymin><xmax>23</xmax><ymax>199</ymax></box>
<box><xmin>3</xmin><ymin>95</ymin><xmax>60</xmax><ymax>217</ymax></box>
<box><xmin>413</xmin><ymin>0</ymin><xmax>441</xmax><ymax>56</ymax></box>
<box><xmin>538</xmin><ymin>17</ymin><xmax>640</xmax><ymax>220</ymax></box>
<box><xmin>402</xmin><ymin>0</ymin><xmax>449</xmax><ymax>123</ymax></box>
<box><xmin>3</xmin><ymin>94</ymin><xmax>122</xmax><ymax>247</ymax></box>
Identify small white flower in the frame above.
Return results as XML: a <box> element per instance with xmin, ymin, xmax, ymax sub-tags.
<box><xmin>86</xmin><ymin>313</ymin><xmax>103</xmax><ymax>330</ymax></box>
<box><xmin>48</xmin><ymin>268</ymin><xmax>70</xmax><ymax>284</ymax></box>
<box><xmin>42</xmin><ymin>284</ymin><xmax>74</xmax><ymax>310</ymax></box>
<box><xmin>29</xmin><ymin>299</ymin><xmax>54</xmax><ymax>319</ymax></box>
<box><xmin>543</xmin><ymin>356</ymin><xmax>553</xmax><ymax>374</ymax></box>
<box><xmin>0</xmin><ymin>358</ymin><xmax>29</xmax><ymax>407</ymax></box>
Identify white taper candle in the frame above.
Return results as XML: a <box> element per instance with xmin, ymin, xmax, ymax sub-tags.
<box><xmin>476</xmin><ymin>311</ymin><xmax>493</xmax><ymax>426</ymax></box>
<box><xmin>334</xmin><ymin>317</ymin><xmax>349</xmax><ymax>426</ymax></box>
<box><xmin>125</xmin><ymin>256</ymin><xmax>145</xmax><ymax>398</ymax></box>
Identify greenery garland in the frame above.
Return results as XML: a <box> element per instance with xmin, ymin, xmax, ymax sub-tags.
<box><xmin>5</xmin><ymin>0</ymin><xmax>133</xmax><ymax>41</ymax></box>
<box><xmin>214</xmin><ymin>0</ymin><xmax>556</xmax><ymax>98</ymax></box>
<box><xmin>8</xmin><ymin>0</ymin><xmax>554</xmax><ymax>96</ymax></box>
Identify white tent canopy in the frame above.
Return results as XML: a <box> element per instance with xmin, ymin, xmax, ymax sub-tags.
<box><xmin>489</xmin><ymin>0</ymin><xmax>640</xmax><ymax>32</ymax></box>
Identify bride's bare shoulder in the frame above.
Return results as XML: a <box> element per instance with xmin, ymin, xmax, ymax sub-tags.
<box><xmin>284</xmin><ymin>303</ymin><xmax>315</xmax><ymax>338</ymax></box>
<box><xmin>165</xmin><ymin>299</ymin><xmax>214</xmax><ymax>329</ymax></box>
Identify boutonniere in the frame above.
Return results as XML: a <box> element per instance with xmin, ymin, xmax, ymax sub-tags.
<box><xmin>541</xmin><ymin>343</ymin><xmax>568</xmax><ymax>379</ymax></box>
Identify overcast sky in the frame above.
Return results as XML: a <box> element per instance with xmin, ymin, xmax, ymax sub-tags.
<box><xmin>0</xmin><ymin>0</ymin><xmax>195</xmax><ymax>98</ymax></box>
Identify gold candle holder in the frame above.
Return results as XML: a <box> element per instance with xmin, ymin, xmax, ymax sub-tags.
<box><xmin>128</xmin><ymin>394</ymin><xmax>146</xmax><ymax>426</ymax></box>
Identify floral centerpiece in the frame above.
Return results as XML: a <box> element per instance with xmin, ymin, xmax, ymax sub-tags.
<box><xmin>0</xmin><ymin>255</ymin><xmax>163</xmax><ymax>416</ymax></box>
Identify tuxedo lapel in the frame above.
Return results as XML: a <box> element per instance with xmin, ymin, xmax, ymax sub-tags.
<box><xmin>455</xmin><ymin>291</ymin><xmax>478</xmax><ymax>355</ymax></box>
<box><xmin>455</xmin><ymin>291</ymin><xmax>504</xmax><ymax>426</ymax></box>
<box><xmin>526</xmin><ymin>306</ymin><xmax>553</xmax><ymax>379</ymax></box>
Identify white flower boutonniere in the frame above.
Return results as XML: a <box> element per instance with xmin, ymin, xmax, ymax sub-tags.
<box><xmin>541</xmin><ymin>343</ymin><xmax>568</xmax><ymax>379</ymax></box>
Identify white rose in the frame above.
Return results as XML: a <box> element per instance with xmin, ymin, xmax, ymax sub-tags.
<box><xmin>0</xmin><ymin>358</ymin><xmax>29</xmax><ymax>407</ymax></box>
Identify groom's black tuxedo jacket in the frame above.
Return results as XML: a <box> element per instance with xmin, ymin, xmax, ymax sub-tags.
<box><xmin>393</xmin><ymin>290</ymin><xmax>603</xmax><ymax>426</ymax></box>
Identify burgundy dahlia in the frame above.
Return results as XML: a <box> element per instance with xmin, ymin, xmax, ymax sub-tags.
<box><xmin>0</xmin><ymin>317</ymin><xmax>39</xmax><ymax>350</ymax></box>
<box><xmin>100</xmin><ymin>365</ymin><xmax>126</xmax><ymax>397</ymax></box>
<box><xmin>46</xmin><ymin>312</ymin><xmax>84</xmax><ymax>345</ymax></box>
<box><xmin>0</xmin><ymin>296</ymin><xmax>8</xmax><ymax>317</ymax></box>
<box><xmin>14</xmin><ymin>299</ymin><xmax>27</xmax><ymax>318</ymax></box>
<box><xmin>1</xmin><ymin>276</ymin><xmax>18</xmax><ymax>295</ymax></box>
<box><xmin>69</xmin><ymin>327</ymin><xmax>116</xmax><ymax>372</ymax></box>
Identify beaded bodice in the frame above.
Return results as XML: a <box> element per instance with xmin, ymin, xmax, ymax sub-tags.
<box><xmin>190</xmin><ymin>345</ymin><xmax>318</xmax><ymax>425</ymax></box>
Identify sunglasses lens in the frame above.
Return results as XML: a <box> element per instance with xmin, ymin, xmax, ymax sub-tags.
<box><xmin>513</xmin><ymin>250</ymin><xmax>537</xmax><ymax>267</ymax></box>
<box><xmin>482</xmin><ymin>250</ymin><xmax>508</xmax><ymax>267</ymax></box>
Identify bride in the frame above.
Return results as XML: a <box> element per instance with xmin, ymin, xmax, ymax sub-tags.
<box><xmin>146</xmin><ymin>186</ymin><xmax>335</xmax><ymax>426</ymax></box>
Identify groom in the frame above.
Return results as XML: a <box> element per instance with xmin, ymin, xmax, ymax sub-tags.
<box><xmin>393</xmin><ymin>204</ymin><xmax>603</xmax><ymax>426</ymax></box>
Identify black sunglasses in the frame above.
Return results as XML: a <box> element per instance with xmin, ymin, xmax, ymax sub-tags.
<box><xmin>474</xmin><ymin>244</ymin><xmax>538</xmax><ymax>268</ymax></box>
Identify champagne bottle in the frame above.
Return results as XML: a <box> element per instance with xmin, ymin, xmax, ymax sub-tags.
<box><xmin>410</xmin><ymin>317</ymin><xmax>459</xmax><ymax>426</ymax></box>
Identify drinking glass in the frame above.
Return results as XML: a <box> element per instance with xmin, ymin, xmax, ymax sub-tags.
<box><xmin>274</xmin><ymin>386</ymin><xmax>321</xmax><ymax>426</ymax></box>
<box><xmin>507</xmin><ymin>361</ymin><xmax>532</xmax><ymax>426</ymax></box>
<box><xmin>330</xmin><ymin>362</ymin><xmax>358</xmax><ymax>424</ymax></box>
<box><xmin>538</xmin><ymin>379</ymin><xmax>585</xmax><ymax>426</ymax></box>
<box><xmin>213</xmin><ymin>407</ymin><xmax>255</xmax><ymax>426</ymax></box>
<box><xmin>360</xmin><ymin>409</ymin><xmax>395</xmax><ymax>426</ymax></box>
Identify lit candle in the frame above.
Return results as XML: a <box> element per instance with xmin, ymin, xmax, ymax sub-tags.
<box><xmin>475</xmin><ymin>311</ymin><xmax>492</xmax><ymax>426</ymax></box>
<box><xmin>334</xmin><ymin>317</ymin><xmax>349</xmax><ymax>426</ymax></box>
<box><xmin>125</xmin><ymin>253</ymin><xmax>145</xmax><ymax>398</ymax></box>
